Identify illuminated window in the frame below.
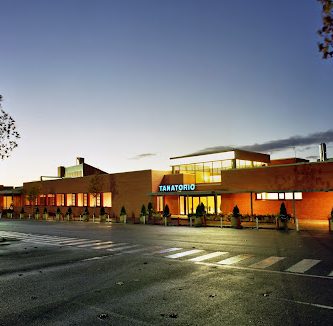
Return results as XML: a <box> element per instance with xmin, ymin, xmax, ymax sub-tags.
<box><xmin>77</xmin><ymin>193</ymin><xmax>83</xmax><ymax>207</ymax></box>
<box><xmin>66</xmin><ymin>194</ymin><xmax>74</xmax><ymax>206</ymax></box>
<box><xmin>103</xmin><ymin>192</ymin><xmax>112</xmax><ymax>207</ymax></box>
<box><xmin>89</xmin><ymin>193</ymin><xmax>101</xmax><ymax>207</ymax></box>
<box><xmin>83</xmin><ymin>193</ymin><xmax>88</xmax><ymax>207</ymax></box>
<box><xmin>256</xmin><ymin>192</ymin><xmax>302</xmax><ymax>201</ymax></box>
<box><xmin>47</xmin><ymin>195</ymin><xmax>55</xmax><ymax>206</ymax></box>
<box><xmin>56</xmin><ymin>194</ymin><xmax>65</xmax><ymax>206</ymax></box>
<box><xmin>285</xmin><ymin>193</ymin><xmax>293</xmax><ymax>200</ymax></box>
<box><xmin>39</xmin><ymin>195</ymin><xmax>46</xmax><ymax>206</ymax></box>
<box><xmin>156</xmin><ymin>196</ymin><xmax>163</xmax><ymax>212</ymax></box>
<box><xmin>221</xmin><ymin>160</ymin><xmax>232</xmax><ymax>169</ymax></box>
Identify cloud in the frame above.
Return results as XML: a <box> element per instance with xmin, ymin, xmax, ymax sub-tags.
<box><xmin>193</xmin><ymin>130</ymin><xmax>333</xmax><ymax>155</ymax></box>
<box><xmin>130</xmin><ymin>153</ymin><xmax>157</xmax><ymax>160</ymax></box>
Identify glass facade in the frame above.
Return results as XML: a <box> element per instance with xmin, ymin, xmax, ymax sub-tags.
<box><xmin>172</xmin><ymin>158</ymin><xmax>267</xmax><ymax>184</ymax></box>
<box><xmin>179</xmin><ymin>195</ymin><xmax>221</xmax><ymax>215</ymax></box>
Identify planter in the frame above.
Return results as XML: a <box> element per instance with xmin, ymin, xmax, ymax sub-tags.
<box><xmin>194</xmin><ymin>216</ymin><xmax>202</xmax><ymax>227</ymax></box>
<box><xmin>120</xmin><ymin>214</ymin><xmax>127</xmax><ymax>224</ymax></box>
<box><xmin>7</xmin><ymin>213</ymin><xmax>13</xmax><ymax>219</ymax></box>
<box><xmin>231</xmin><ymin>216</ymin><xmax>242</xmax><ymax>228</ymax></box>
<box><xmin>276</xmin><ymin>217</ymin><xmax>288</xmax><ymax>231</ymax></box>
<box><xmin>19</xmin><ymin>213</ymin><xmax>24</xmax><ymax>219</ymax></box>
<box><xmin>43</xmin><ymin>213</ymin><xmax>48</xmax><ymax>220</ymax></box>
<box><xmin>56</xmin><ymin>213</ymin><xmax>61</xmax><ymax>221</ymax></box>
<box><xmin>140</xmin><ymin>215</ymin><xmax>146</xmax><ymax>224</ymax></box>
<box><xmin>100</xmin><ymin>214</ymin><xmax>106</xmax><ymax>223</ymax></box>
<box><xmin>83</xmin><ymin>214</ymin><xmax>89</xmax><ymax>222</ymax></box>
<box><xmin>35</xmin><ymin>213</ymin><xmax>40</xmax><ymax>220</ymax></box>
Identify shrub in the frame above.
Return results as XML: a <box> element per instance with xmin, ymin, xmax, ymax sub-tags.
<box><xmin>35</xmin><ymin>207</ymin><xmax>39</xmax><ymax>214</ymax></box>
<box><xmin>100</xmin><ymin>206</ymin><xmax>106</xmax><ymax>216</ymax></box>
<box><xmin>66</xmin><ymin>207</ymin><xmax>72</xmax><ymax>216</ymax></box>
<box><xmin>141</xmin><ymin>204</ymin><xmax>147</xmax><ymax>217</ymax></box>
<box><xmin>43</xmin><ymin>207</ymin><xmax>48</xmax><ymax>214</ymax></box>
<box><xmin>120</xmin><ymin>206</ymin><xmax>126</xmax><ymax>216</ymax></box>
<box><xmin>163</xmin><ymin>204</ymin><xmax>170</xmax><ymax>217</ymax></box>
<box><xmin>147</xmin><ymin>202</ymin><xmax>153</xmax><ymax>217</ymax></box>
<box><xmin>232</xmin><ymin>205</ymin><xmax>240</xmax><ymax>217</ymax></box>
<box><xmin>56</xmin><ymin>207</ymin><xmax>61</xmax><ymax>215</ymax></box>
<box><xmin>83</xmin><ymin>207</ymin><xmax>89</xmax><ymax>215</ymax></box>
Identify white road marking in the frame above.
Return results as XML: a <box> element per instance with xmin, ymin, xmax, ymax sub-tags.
<box><xmin>121</xmin><ymin>248</ymin><xmax>148</xmax><ymax>254</ymax></box>
<box><xmin>249</xmin><ymin>256</ymin><xmax>286</xmax><ymax>269</ymax></box>
<box><xmin>77</xmin><ymin>241</ymin><xmax>105</xmax><ymax>247</ymax></box>
<box><xmin>188</xmin><ymin>251</ymin><xmax>228</xmax><ymax>262</ymax></box>
<box><xmin>271</xmin><ymin>297</ymin><xmax>333</xmax><ymax>311</ymax></box>
<box><xmin>60</xmin><ymin>239</ymin><xmax>98</xmax><ymax>246</ymax></box>
<box><xmin>107</xmin><ymin>245</ymin><xmax>140</xmax><ymax>252</ymax></box>
<box><xmin>285</xmin><ymin>259</ymin><xmax>321</xmax><ymax>273</ymax></box>
<box><xmin>91</xmin><ymin>242</ymin><xmax>128</xmax><ymax>249</ymax></box>
<box><xmin>166</xmin><ymin>249</ymin><xmax>204</xmax><ymax>259</ymax></box>
<box><xmin>158</xmin><ymin>248</ymin><xmax>183</xmax><ymax>254</ymax></box>
<box><xmin>217</xmin><ymin>254</ymin><xmax>253</xmax><ymax>265</ymax></box>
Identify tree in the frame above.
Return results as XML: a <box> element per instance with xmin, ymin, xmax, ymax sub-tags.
<box><xmin>318</xmin><ymin>0</ymin><xmax>333</xmax><ymax>59</ymax></box>
<box><xmin>27</xmin><ymin>186</ymin><xmax>40</xmax><ymax>215</ymax></box>
<box><xmin>88</xmin><ymin>173</ymin><xmax>103</xmax><ymax>216</ymax></box>
<box><xmin>0</xmin><ymin>95</ymin><xmax>20</xmax><ymax>159</ymax></box>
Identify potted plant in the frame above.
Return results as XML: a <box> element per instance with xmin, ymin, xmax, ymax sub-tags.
<box><xmin>99</xmin><ymin>206</ymin><xmax>106</xmax><ymax>223</ymax></box>
<box><xmin>163</xmin><ymin>204</ymin><xmax>171</xmax><ymax>226</ymax></box>
<box><xmin>43</xmin><ymin>207</ymin><xmax>48</xmax><ymax>220</ymax></box>
<box><xmin>120</xmin><ymin>206</ymin><xmax>127</xmax><ymax>223</ymax></box>
<box><xmin>194</xmin><ymin>203</ymin><xmax>205</xmax><ymax>227</ymax></box>
<box><xmin>19</xmin><ymin>207</ymin><xmax>25</xmax><ymax>219</ymax></box>
<box><xmin>66</xmin><ymin>207</ymin><xmax>72</xmax><ymax>221</ymax></box>
<box><xmin>7</xmin><ymin>204</ymin><xmax>14</xmax><ymax>218</ymax></box>
<box><xmin>147</xmin><ymin>202</ymin><xmax>153</xmax><ymax>223</ymax></box>
<box><xmin>278</xmin><ymin>202</ymin><xmax>289</xmax><ymax>231</ymax></box>
<box><xmin>82</xmin><ymin>207</ymin><xmax>89</xmax><ymax>222</ymax></box>
<box><xmin>35</xmin><ymin>207</ymin><xmax>40</xmax><ymax>220</ymax></box>
<box><xmin>56</xmin><ymin>207</ymin><xmax>62</xmax><ymax>221</ymax></box>
<box><xmin>140</xmin><ymin>204</ymin><xmax>147</xmax><ymax>224</ymax></box>
<box><xmin>329</xmin><ymin>208</ymin><xmax>333</xmax><ymax>232</ymax></box>
<box><xmin>231</xmin><ymin>205</ymin><xmax>242</xmax><ymax>229</ymax></box>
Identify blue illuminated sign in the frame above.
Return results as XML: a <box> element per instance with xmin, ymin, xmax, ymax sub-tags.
<box><xmin>158</xmin><ymin>184</ymin><xmax>196</xmax><ymax>192</ymax></box>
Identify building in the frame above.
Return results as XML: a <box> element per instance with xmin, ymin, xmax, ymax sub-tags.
<box><xmin>1</xmin><ymin>147</ymin><xmax>333</xmax><ymax>221</ymax></box>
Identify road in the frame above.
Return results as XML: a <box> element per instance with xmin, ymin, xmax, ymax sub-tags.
<box><xmin>1</xmin><ymin>220</ymin><xmax>333</xmax><ymax>325</ymax></box>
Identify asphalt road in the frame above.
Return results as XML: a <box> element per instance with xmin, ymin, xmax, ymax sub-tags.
<box><xmin>1</xmin><ymin>220</ymin><xmax>333</xmax><ymax>325</ymax></box>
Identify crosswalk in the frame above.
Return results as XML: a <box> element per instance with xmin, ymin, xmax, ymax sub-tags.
<box><xmin>1</xmin><ymin>231</ymin><xmax>333</xmax><ymax>278</ymax></box>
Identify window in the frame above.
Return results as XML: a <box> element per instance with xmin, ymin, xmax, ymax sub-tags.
<box><xmin>77</xmin><ymin>193</ymin><xmax>83</xmax><ymax>207</ymax></box>
<box><xmin>256</xmin><ymin>192</ymin><xmax>303</xmax><ymax>201</ymax></box>
<box><xmin>39</xmin><ymin>195</ymin><xmax>46</xmax><ymax>206</ymax></box>
<box><xmin>56</xmin><ymin>194</ymin><xmax>65</xmax><ymax>206</ymax></box>
<box><xmin>48</xmin><ymin>194</ymin><xmax>55</xmax><ymax>206</ymax></box>
<box><xmin>83</xmin><ymin>193</ymin><xmax>88</xmax><ymax>207</ymax></box>
<box><xmin>103</xmin><ymin>192</ymin><xmax>112</xmax><ymax>207</ymax></box>
<box><xmin>89</xmin><ymin>193</ymin><xmax>101</xmax><ymax>207</ymax></box>
<box><xmin>66</xmin><ymin>194</ymin><xmax>76</xmax><ymax>206</ymax></box>
<box><xmin>156</xmin><ymin>196</ymin><xmax>163</xmax><ymax>212</ymax></box>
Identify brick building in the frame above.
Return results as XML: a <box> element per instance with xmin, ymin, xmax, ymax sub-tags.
<box><xmin>1</xmin><ymin>148</ymin><xmax>333</xmax><ymax>220</ymax></box>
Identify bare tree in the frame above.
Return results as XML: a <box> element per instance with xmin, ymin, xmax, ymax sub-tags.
<box><xmin>88</xmin><ymin>173</ymin><xmax>104</xmax><ymax>217</ymax></box>
<box><xmin>0</xmin><ymin>95</ymin><xmax>20</xmax><ymax>159</ymax></box>
<box><xmin>318</xmin><ymin>0</ymin><xmax>333</xmax><ymax>59</ymax></box>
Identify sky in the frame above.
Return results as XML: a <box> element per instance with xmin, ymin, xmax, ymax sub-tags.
<box><xmin>1</xmin><ymin>0</ymin><xmax>333</xmax><ymax>187</ymax></box>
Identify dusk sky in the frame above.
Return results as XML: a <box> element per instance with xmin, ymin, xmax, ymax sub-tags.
<box><xmin>1</xmin><ymin>0</ymin><xmax>333</xmax><ymax>187</ymax></box>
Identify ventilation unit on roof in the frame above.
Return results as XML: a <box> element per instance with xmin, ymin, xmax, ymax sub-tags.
<box><xmin>319</xmin><ymin>143</ymin><xmax>327</xmax><ymax>162</ymax></box>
